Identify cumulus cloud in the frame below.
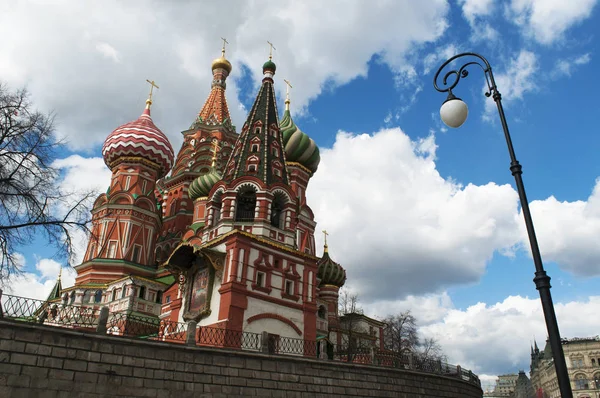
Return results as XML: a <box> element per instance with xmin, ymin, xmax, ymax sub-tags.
<box><xmin>0</xmin><ymin>0</ymin><xmax>449</xmax><ymax>150</ymax></box>
<box><xmin>506</xmin><ymin>0</ymin><xmax>598</xmax><ymax>45</ymax></box>
<box><xmin>421</xmin><ymin>295</ymin><xmax>600</xmax><ymax>375</ymax></box>
<box><xmin>458</xmin><ymin>0</ymin><xmax>499</xmax><ymax>42</ymax></box>
<box><xmin>4</xmin><ymin>257</ymin><xmax>76</xmax><ymax>300</ymax></box>
<box><xmin>523</xmin><ymin>179</ymin><xmax>600</xmax><ymax>276</ymax></box>
<box><xmin>551</xmin><ymin>53</ymin><xmax>591</xmax><ymax>78</ymax></box>
<box><xmin>308</xmin><ymin>128</ymin><xmax>521</xmax><ymax>301</ymax></box>
<box><xmin>483</xmin><ymin>50</ymin><xmax>538</xmax><ymax>121</ymax></box>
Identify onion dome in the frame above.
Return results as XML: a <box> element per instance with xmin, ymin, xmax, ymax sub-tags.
<box><xmin>317</xmin><ymin>245</ymin><xmax>346</xmax><ymax>287</ymax></box>
<box><xmin>211</xmin><ymin>48</ymin><xmax>232</xmax><ymax>74</ymax></box>
<box><xmin>189</xmin><ymin>169</ymin><xmax>222</xmax><ymax>200</ymax></box>
<box><xmin>102</xmin><ymin>99</ymin><xmax>174</xmax><ymax>179</ymax></box>
<box><xmin>280</xmin><ymin>109</ymin><xmax>320</xmax><ymax>172</ymax></box>
<box><xmin>263</xmin><ymin>59</ymin><xmax>276</xmax><ymax>73</ymax></box>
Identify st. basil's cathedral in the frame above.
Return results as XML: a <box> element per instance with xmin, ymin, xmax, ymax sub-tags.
<box><xmin>49</xmin><ymin>44</ymin><xmax>384</xmax><ymax>349</ymax></box>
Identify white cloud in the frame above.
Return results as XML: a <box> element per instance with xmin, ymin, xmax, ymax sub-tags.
<box><xmin>458</xmin><ymin>0</ymin><xmax>499</xmax><ymax>43</ymax></box>
<box><xmin>0</xmin><ymin>0</ymin><xmax>449</xmax><ymax>150</ymax></box>
<box><xmin>4</xmin><ymin>258</ymin><xmax>76</xmax><ymax>300</ymax></box>
<box><xmin>308</xmin><ymin>128</ymin><xmax>521</xmax><ymax>301</ymax></box>
<box><xmin>421</xmin><ymin>295</ymin><xmax>600</xmax><ymax>375</ymax></box>
<box><xmin>521</xmin><ymin>179</ymin><xmax>600</xmax><ymax>276</ymax></box>
<box><xmin>506</xmin><ymin>0</ymin><xmax>598</xmax><ymax>45</ymax></box>
<box><xmin>483</xmin><ymin>50</ymin><xmax>538</xmax><ymax>121</ymax></box>
<box><xmin>552</xmin><ymin>53</ymin><xmax>591</xmax><ymax>77</ymax></box>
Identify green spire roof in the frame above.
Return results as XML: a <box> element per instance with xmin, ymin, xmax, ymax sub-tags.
<box><xmin>223</xmin><ymin>60</ymin><xmax>288</xmax><ymax>186</ymax></box>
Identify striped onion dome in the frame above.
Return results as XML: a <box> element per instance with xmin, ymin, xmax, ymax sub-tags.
<box><xmin>317</xmin><ymin>246</ymin><xmax>346</xmax><ymax>287</ymax></box>
<box><xmin>102</xmin><ymin>103</ymin><xmax>174</xmax><ymax>179</ymax></box>
<box><xmin>189</xmin><ymin>168</ymin><xmax>222</xmax><ymax>200</ymax></box>
<box><xmin>280</xmin><ymin>109</ymin><xmax>320</xmax><ymax>172</ymax></box>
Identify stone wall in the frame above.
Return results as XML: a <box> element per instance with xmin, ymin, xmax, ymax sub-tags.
<box><xmin>0</xmin><ymin>320</ymin><xmax>482</xmax><ymax>398</ymax></box>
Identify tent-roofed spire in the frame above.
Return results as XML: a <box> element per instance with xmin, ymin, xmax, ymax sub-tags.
<box><xmin>223</xmin><ymin>51</ymin><xmax>288</xmax><ymax>185</ymax></box>
<box><xmin>46</xmin><ymin>267</ymin><xmax>63</xmax><ymax>301</ymax></box>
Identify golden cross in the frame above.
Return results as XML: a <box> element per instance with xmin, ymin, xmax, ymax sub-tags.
<box><xmin>284</xmin><ymin>79</ymin><xmax>292</xmax><ymax>110</ymax></box>
<box><xmin>220</xmin><ymin>37</ymin><xmax>229</xmax><ymax>56</ymax></box>
<box><xmin>145</xmin><ymin>79</ymin><xmax>159</xmax><ymax>103</ymax></box>
<box><xmin>211</xmin><ymin>139</ymin><xmax>220</xmax><ymax>167</ymax></box>
<box><xmin>267</xmin><ymin>40</ymin><xmax>276</xmax><ymax>60</ymax></box>
<box><xmin>322</xmin><ymin>230</ymin><xmax>329</xmax><ymax>246</ymax></box>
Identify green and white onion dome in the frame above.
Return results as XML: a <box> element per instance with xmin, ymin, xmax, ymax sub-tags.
<box><xmin>280</xmin><ymin>109</ymin><xmax>320</xmax><ymax>172</ymax></box>
<box><xmin>317</xmin><ymin>247</ymin><xmax>346</xmax><ymax>287</ymax></box>
<box><xmin>189</xmin><ymin>169</ymin><xmax>222</xmax><ymax>201</ymax></box>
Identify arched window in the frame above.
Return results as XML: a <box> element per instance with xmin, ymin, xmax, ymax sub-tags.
<box><xmin>235</xmin><ymin>187</ymin><xmax>256</xmax><ymax>222</ymax></box>
<box><xmin>156</xmin><ymin>290</ymin><xmax>163</xmax><ymax>304</ymax></box>
<box><xmin>318</xmin><ymin>305</ymin><xmax>327</xmax><ymax>319</ymax></box>
<box><xmin>111</xmin><ymin>289</ymin><xmax>117</xmax><ymax>301</ymax></box>
<box><xmin>121</xmin><ymin>286</ymin><xmax>127</xmax><ymax>299</ymax></box>
<box><xmin>139</xmin><ymin>285</ymin><xmax>146</xmax><ymax>300</ymax></box>
<box><xmin>270</xmin><ymin>194</ymin><xmax>285</xmax><ymax>229</ymax></box>
<box><xmin>69</xmin><ymin>291</ymin><xmax>75</xmax><ymax>304</ymax></box>
<box><xmin>62</xmin><ymin>293</ymin><xmax>68</xmax><ymax>305</ymax></box>
<box><xmin>575</xmin><ymin>374</ymin><xmax>589</xmax><ymax>390</ymax></box>
<box><xmin>94</xmin><ymin>290</ymin><xmax>103</xmax><ymax>303</ymax></box>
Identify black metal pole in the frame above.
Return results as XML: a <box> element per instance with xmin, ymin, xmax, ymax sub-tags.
<box><xmin>433</xmin><ymin>53</ymin><xmax>573</xmax><ymax>398</ymax></box>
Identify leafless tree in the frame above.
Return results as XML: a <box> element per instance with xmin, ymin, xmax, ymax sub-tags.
<box><xmin>382</xmin><ymin>310</ymin><xmax>419</xmax><ymax>354</ymax></box>
<box><xmin>416</xmin><ymin>336</ymin><xmax>446</xmax><ymax>362</ymax></box>
<box><xmin>337</xmin><ymin>288</ymin><xmax>370</xmax><ymax>362</ymax></box>
<box><xmin>0</xmin><ymin>83</ymin><xmax>95</xmax><ymax>281</ymax></box>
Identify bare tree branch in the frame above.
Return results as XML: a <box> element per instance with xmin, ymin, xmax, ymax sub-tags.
<box><xmin>0</xmin><ymin>82</ymin><xmax>95</xmax><ymax>282</ymax></box>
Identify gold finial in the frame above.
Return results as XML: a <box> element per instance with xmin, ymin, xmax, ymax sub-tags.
<box><xmin>284</xmin><ymin>79</ymin><xmax>292</xmax><ymax>111</ymax></box>
<box><xmin>211</xmin><ymin>139</ymin><xmax>220</xmax><ymax>168</ymax></box>
<box><xmin>220</xmin><ymin>37</ymin><xmax>229</xmax><ymax>57</ymax></box>
<box><xmin>145</xmin><ymin>79</ymin><xmax>159</xmax><ymax>109</ymax></box>
<box><xmin>267</xmin><ymin>40</ymin><xmax>276</xmax><ymax>60</ymax></box>
<box><xmin>322</xmin><ymin>230</ymin><xmax>329</xmax><ymax>252</ymax></box>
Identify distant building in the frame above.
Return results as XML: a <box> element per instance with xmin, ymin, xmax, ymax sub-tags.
<box><xmin>530</xmin><ymin>336</ymin><xmax>600</xmax><ymax>397</ymax></box>
<box><xmin>495</xmin><ymin>373</ymin><xmax>519</xmax><ymax>396</ymax></box>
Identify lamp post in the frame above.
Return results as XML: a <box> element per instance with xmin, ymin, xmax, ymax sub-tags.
<box><xmin>432</xmin><ymin>52</ymin><xmax>572</xmax><ymax>398</ymax></box>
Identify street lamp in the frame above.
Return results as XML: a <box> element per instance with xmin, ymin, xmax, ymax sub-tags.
<box><xmin>433</xmin><ymin>52</ymin><xmax>573</xmax><ymax>398</ymax></box>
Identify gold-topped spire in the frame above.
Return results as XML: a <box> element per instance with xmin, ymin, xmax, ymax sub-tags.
<box><xmin>220</xmin><ymin>37</ymin><xmax>229</xmax><ymax>57</ymax></box>
<box><xmin>284</xmin><ymin>79</ymin><xmax>292</xmax><ymax>111</ymax></box>
<box><xmin>211</xmin><ymin>139</ymin><xmax>220</xmax><ymax>168</ymax></box>
<box><xmin>322</xmin><ymin>229</ymin><xmax>329</xmax><ymax>252</ymax></box>
<box><xmin>58</xmin><ymin>266</ymin><xmax>62</xmax><ymax>282</ymax></box>
<box><xmin>267</xmin><ymin>40</ymin><xmax>276</xmax><ymax>60</ymax></box>
<box><xmin>145</xmin><ymin>79</ymin><xmax>159</xmax><ymax>109</ymax></box>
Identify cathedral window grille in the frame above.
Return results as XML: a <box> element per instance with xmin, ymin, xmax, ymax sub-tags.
<box><xmin>139</xmin><ymin>285</ymin><xmax>146</xmax><ymax>300</ymax></box>
<box><xmin>235</xmin><ymin>188</ymin><xmax>256</xmax><ymax>222</ymax></box>
<box><xmin>270</xmin><ymin>196</ymin><xmax>284</xmax><ymax>229</ymax></box>
<box><xmin>107</xmin><ymin>241</ymin><xmax>117</xmax><ymax>258</ymax></box>
<box><xmin>94</xmin><ymin>290</ymin><xmax>103</xmax><ymax>303</ymax></box>
<box><xmin>285</xmin><ymin>280</ymin><xmax>293</xmax><ymax>295</ymax></box>
<box><xmin>132</xmin><ymin>245</ymin><xmax>142</xmax><ymax>263</ymax></box>
<box><xmin>256</xmin><ymin>271</ymin><xmax>265</xmax><ymax>288</ymax></box>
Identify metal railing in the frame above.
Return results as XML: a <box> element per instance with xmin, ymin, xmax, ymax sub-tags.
<box><xmin>0</xmin><ymin>291</ymin><xmax>480</xmax><ymax>387</ymax></box>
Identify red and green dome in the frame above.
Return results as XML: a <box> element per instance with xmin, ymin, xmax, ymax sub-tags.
<box><xmin>280</xmin><ymin>109</ymin><xmax>320</xmax><ymax>172</ymax></box>
<box><xmin>317</xmin><ymin>247</ymin><xmax>346</xmax><ymax>287</ymax></box>
<box><xmin>102</xmin><ymin>103</ymin><xmax>174</xmax><ymax>178</ymax></box>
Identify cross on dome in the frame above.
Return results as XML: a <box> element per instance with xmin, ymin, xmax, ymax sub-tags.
<box><xmin>284</xmin><ymin>79</ymin><xmax>292</xmax><ymax>110</ymax></box>
<box><xmin>220</xmin><ymin>37</ymin><xmax>228</xmax><ymax>57</ymax></box>
<box><xmin>267</xmin><ymin>40</ymin><xmax>276</xmax><ymax>60</ymax></box>
<box><xmin>145</xmin><ymin>79</ymin><xmax>159</xmax><ymax>109</ymax></box>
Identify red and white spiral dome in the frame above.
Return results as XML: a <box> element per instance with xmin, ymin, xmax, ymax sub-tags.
<box><xmin>102</xmin><ymin>103</ymin><xmax>174</xmax><ymax>179</ymax></box>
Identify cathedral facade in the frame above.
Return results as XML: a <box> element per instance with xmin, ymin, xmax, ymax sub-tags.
<box><xmin>56</xmin><ymin>44</ymin><xmax>358</xmax><ymax>346</ymax></box>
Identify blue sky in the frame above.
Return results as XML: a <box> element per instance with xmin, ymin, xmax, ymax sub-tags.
<box><xmin>1</xmin><ymin>0</ymin><xmax>600</xmax><ymax>388</ymax></box>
